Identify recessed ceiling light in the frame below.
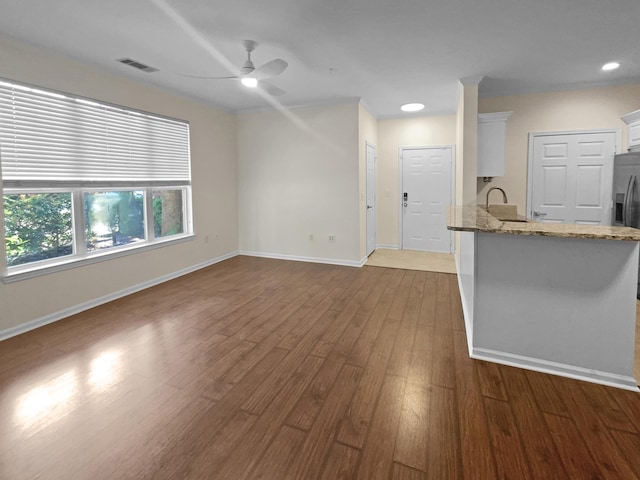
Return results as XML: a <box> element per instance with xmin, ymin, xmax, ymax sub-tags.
<box><xmin>602</xmin><ymin>62</ymin><xmax>621</xmax><ymax>71</ymax></box>
<box><xmin>401</xmin><ymin>103</ymin><xmax>424</xmax><ymax>112</ymax></box>
<box><xmin>241</xmin><ymin>77</ymin><xmax>258</xmax><ymax>88</ymax></box>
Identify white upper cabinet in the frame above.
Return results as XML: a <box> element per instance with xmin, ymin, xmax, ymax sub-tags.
<box><xmin>477</xmin><ymin>111</ymin><xmax>512</xmax><ymax>178</ymax></box>
<box><xmin>621</xmin><ymin>109</ymin><xmax>640</xmax><ymax>152</ymax></box>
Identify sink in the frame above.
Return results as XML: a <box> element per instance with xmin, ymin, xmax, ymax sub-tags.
<box><xmin>484</xmin><ymin>205</ymin><xmax>529</xmax><ymax>222</ymax></box>
<box><xmin>487</xmin><ymin>203</ymin><xmax>517</xmax><ymax>217</ymax></box>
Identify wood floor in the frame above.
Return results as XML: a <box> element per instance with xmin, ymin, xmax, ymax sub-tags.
<box><xmin>1</xmin><ymin>256</ymin><xmax>639</xmax><ymax>479</ymax></box>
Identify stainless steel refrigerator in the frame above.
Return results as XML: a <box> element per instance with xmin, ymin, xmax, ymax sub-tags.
<box><xmin>612</xmin><ymin>152</ymin><xmax>640</xmax><ymax>297</ymax></box>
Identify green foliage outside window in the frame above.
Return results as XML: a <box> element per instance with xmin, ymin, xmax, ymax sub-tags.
<box><xmin>84</xmin><ymin>191</ymin><xmax>145</xmax><ymax>251</ymax></box>
<box><xmin>4</xmin><ymin>193</ymin><xmax>73</xmax><ymax>266</ymax></box>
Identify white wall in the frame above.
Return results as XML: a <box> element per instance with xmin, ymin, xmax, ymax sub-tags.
<box><xmin>477</xmin><ymin>83</ymin><xmax>640</xmax><ymax>213</ymax></box>
<box><xmin>453</xmin><ymin>79</ymin><xmax>480</xmax><ymax>262</ymax></box>
<box><xmin>0</xmin><ymin>35</ymin><xmax>238</xmax><ymax>333</ymax></box>
<box><xmin>473</xmin><ymin>233</ymin><xmax>638</xmax><ymax>389</ymax></box>
<box><xmin>459</xmin><ymin>80</ymin><xmax>480</xmax><ymax>205</ymax></box>
<box><xmin>358</xmin><ymin>102</ymin><xmax>378</xmax><ymax>258</ymax></box>
<box><xmin>237</xmin><ymin>102</ymin><xmax>361</xmax><ymax>265</ymax></box>
<box><xmin>376</xmin><ymin>114</ymin><xmax>457</xmax><ymax>247</ymax></box>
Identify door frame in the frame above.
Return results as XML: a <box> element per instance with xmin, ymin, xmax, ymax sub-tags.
<box><xmin>365</xmin><ymin>141</ymin><xmax>377</xmax><ymax>256</ymax></box>
<box><xmin>526</xmin><ymin>128</ymin><xmax>621</xmax><ymax>221</ymax></box>
<box><xmin>398</xmin><ymin>145</ymin><xmax>456</xmax><ymax>252</ymax></box>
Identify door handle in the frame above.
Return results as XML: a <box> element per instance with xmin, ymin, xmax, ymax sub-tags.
<box><xmin>366</xmin><ymin>205</ymin><xmax>373</xmax><ymax>209</ymax></box>
<box><xmin>533</xmin><ymin>211</ymin><xmax>547</xmax><ymax>217</ymax></box>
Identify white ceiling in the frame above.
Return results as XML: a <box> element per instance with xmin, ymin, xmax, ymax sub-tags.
<box><xmin>0</xmin><ymin>0</ymin><xmax>639</xmax><ymax>118</ymax></box>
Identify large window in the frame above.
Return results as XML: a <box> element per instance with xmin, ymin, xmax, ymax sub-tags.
<box><xmin>0</xmin><ymin>79</ymin><xmax>192</xmax><ymax>277</ymax></box>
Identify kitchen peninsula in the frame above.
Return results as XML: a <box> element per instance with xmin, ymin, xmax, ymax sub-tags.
<box><xmin>448</xmin><ymin>206</ymin><xmax>640</xmax><ymax>390</ymax></box>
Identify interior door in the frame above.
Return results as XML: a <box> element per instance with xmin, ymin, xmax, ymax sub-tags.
<box><xmin>366</xmin><ymin>143</ymin><xmax>376</xmax><ymax>256</ymax></box>
<box><xmin>401</xmin><ymin>147</ymin><xmax>453</xmax><ymax>252</ymax></box>
<box><xmin>530</xmin><ymin>132</ymin><xmax>616</xmax><ymax>224</ymax></box>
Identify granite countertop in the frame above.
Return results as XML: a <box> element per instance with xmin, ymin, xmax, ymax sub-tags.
<box><xmin>447</xmin><ymin>206</ymin><xmax>640</xmax><ymax>241</ymax></box>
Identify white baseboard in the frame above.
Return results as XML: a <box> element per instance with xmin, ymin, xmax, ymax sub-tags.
<box><xmin>239</xmin><ymin>250</ymin><xmax>365</xmax><ymax>268</ymax></box>
<box><xmin>472</xmin><ymin>347</ymin><xmax>639</xmax><ymax>392</ymax></box>
<box><xmin>453</xmin><ymin>254</ymin><xmax>473</xmax><ymax>356</ymax></box>
<box><xmin>0</xmin><ymin>251</ymin><xmax>240</xmax><ymax>342</ymax></box>
<box><xmin>375</xmin><ymin>244</ymin><xmax>400</xmax><ymax>250</ymax></box>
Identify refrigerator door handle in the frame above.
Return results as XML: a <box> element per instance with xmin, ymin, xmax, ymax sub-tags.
<box><xmin>631</xmin><ymin>175</ymin><xmax>638</xmax><ymax>228</ymax></box>
<box><xmin>623</xmin><ymin>175</ymin><xmax>634</xmax><ymax>226</ymax></box>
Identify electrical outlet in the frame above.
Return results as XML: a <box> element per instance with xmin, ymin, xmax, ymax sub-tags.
<box><xmin>204</xmin><ymin>235</ymin><xmax>209</xmax><ymax>243</ymax></box>
<box><xmin>328</xmin><ymin>235</ymin><xmax>336</xmax><ymax>243</ymax></box>
<box><xmin>309</xmin><ymin>234</ymin><xmax>314</xmax><ymax>241</ymax></box>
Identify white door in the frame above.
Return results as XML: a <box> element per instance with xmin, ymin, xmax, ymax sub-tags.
<box><xmin>529</xmin><ymin>131</ymin><xmax>616</xmax><ymax>224</ymax></box>
<box><xmin>401</xmin><ymin>147</ymin><xmax>453</xmax><ymax>252</ymax></box>
<box><xmin>366</xmin><ymin>143</ymin><xmax>376</xmax><ymax>256</ymax></box>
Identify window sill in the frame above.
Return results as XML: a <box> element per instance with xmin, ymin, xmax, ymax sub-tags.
<box><xmin>2</xmin><ymin>234</ymin><xmax>195</xmax><ymax>284</ymax></box>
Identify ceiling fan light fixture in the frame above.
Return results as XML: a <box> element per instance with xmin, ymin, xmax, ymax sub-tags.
<box><xmin>401</xmin><ymin>103</ymin><xmax>424</xmax><ymax>112</ymax></box>
<box><xmin>602</xmin><ymin>62</ymin><xmax>621</xmax><ymax>71</ymax></box>
<box><xmin>241</xmin><ymin>77</ymin><xmax>258</xmax><ymax>88</ymax></box>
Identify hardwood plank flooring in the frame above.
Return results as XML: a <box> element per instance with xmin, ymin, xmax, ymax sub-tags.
<box><xmin>499</xmin><ymin>366</ymin><xmax>568</xmax><ymax>478</ymax></box>
<box><xmin>319</xmin><ymin>443</ymin><xmax>360</xmax><ymax>480</ymax></box>
<box><xmin>249</xmin><ymin>425</ymin><xmax>306</xmax><ymax>480</ymax></box>
<box><xmin>0</xmin><ymin>255</ymin><xmax>639</xmax><ymax>479</ymax></box>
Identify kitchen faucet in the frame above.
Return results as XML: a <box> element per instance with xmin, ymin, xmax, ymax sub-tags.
<box><xmin>485</xmin><ymin>187</ymin><xmax>508</xmax><ymax>210</ymax></box>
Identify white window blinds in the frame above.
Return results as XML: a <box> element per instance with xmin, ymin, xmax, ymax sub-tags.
<box><xmin>0</xmin><ymin>79</ymin><xmax>191</xmax><ymax>188</ymax></box>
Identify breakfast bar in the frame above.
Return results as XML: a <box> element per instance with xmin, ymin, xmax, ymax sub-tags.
<box><xmin>448</xmin><ymin>206</ymin><xmax>640</xmax><ymax>390</ymax></box>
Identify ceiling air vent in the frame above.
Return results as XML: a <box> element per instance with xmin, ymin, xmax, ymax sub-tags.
<box><xmin>117</xmin><ymin>58</ymin><xmax>158</xmax><ymax>73</ymax></box>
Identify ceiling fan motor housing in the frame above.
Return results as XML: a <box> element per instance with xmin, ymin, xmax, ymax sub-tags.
<box><xmin>241</xmin><ymin>59</ymin><xmax>255</xmax><ymax>75</ymax></box>
<box><xmin>240</xmin><ymin>40</ymin><xmax>258</xmax><ymax>75</ymax></box>
<box><xmin>242</xmin><ymin>39</ymin><xmax>257</xmax><ymax>52</ymax></box>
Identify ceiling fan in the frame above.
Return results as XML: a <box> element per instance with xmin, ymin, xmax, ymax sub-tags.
<box><xmin>181</xmin><ymin>40</ymin><xmax>288</xmax><ymax>96</ymax></box>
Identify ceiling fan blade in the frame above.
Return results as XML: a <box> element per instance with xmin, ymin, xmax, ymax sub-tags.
<box><xmin>254</xmin><ymin>59</ymin><xmax>288</xmax><ymax>80</ymax></box>
<box><xmin>261</xmin><ymin>81</ymin><xmax>286</xmax><ymax>96</ymax></box>
<box><xmin>177</xmin><ymin>73</ymin><xmax>238</xmax><ymax>80</ymax></box>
